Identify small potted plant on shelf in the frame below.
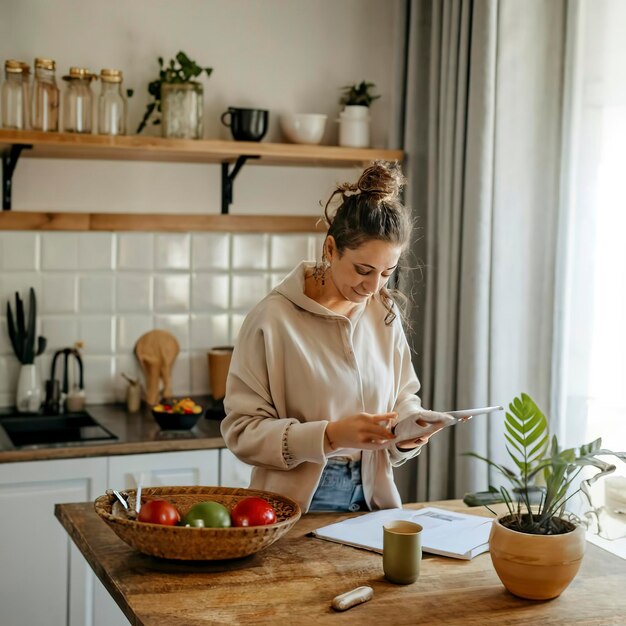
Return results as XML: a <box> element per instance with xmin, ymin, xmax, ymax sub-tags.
<box><xmin>6</xmin><ymin>288</ymin><xmax>47</xmax><ymax>413</ymax></box>
<box><xmin>337</xmin><ymin>80</ymin><xmax>381</xmax><ymax>148</ymax></box>
<box><xmin>465</xmin><ymin>392</ymin><xmax>626</xmax><ymax>600</ymax></box>
<box><xmin>136</xmin><ymin>51</ymin><xmax>213</xmax><ymax>140</ymax></box>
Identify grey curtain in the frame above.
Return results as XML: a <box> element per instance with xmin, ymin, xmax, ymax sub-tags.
<box><xmin>396</xmin><ymin>0</ymin><xmax>568</xmax><ymax>502</ymax></box>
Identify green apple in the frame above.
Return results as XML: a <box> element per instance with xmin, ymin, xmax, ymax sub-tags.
<box><xmin>182</xmin><ymin>501</ymin><xmax>231</xmax><ymax>528</ymax></box>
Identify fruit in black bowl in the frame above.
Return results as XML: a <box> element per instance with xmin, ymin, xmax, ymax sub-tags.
<box><xmin>152</xmin><ymin>398</ymin><xmax>203</xmax><ymax>430</ymax></box>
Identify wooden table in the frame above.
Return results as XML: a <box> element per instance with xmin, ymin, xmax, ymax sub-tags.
<box><xmin>55</xmin><ymin>500</ymin><xmax>626</xmax><ymax>625</ymax></box>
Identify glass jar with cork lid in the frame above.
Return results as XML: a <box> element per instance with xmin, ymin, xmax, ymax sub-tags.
<box><xmin>32</xmin><ymin>57</ymin><xmax>59</xmax><ymax>132</ymax></box>
<box><xmin>62</xmin><ymin>67</ymin><xmax>96</xmax><ymax>133</ymax></box>
<box><xmin>98</xmin><ymin>69</ymin><xmax>127</xmax><ymax>135</ymax></box>
<box><xmin>2</xmin><ymin>59</ymin><xmax>29</xmax><ymax>129</ymax></box>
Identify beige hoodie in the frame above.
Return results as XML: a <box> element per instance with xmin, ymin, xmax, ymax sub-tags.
<box><xmin>221</xmin><ymin>262</ymin><xmax>423</xmax><ymax>512</ymax></box>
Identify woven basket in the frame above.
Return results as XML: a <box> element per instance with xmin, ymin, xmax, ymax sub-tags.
<box><xmin>94</xmin><ymin>485</ymin><xmax>301</xmax><ymax>560</ymax></box>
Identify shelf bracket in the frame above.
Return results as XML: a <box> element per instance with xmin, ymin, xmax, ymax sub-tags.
<box><xmin>221</xmin><ymin>155</ymin><xmax>259</xmax><ymax>214</ymax></box>
<box><xmin>2</xmin><ymin>144</ymin><xmax>31</xmax><ymax>211</ymax></box>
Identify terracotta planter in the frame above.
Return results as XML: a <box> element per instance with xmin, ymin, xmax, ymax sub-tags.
<box><xmin>489</xmin><ymin>514</ymin><xmax>586</xmax><ymax>600</ymax></box>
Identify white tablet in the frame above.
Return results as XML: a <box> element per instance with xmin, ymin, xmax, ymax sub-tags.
<box><xmin>445</xmin><ymin>405</ymin><xmax>504</xmax><ymax>423</ymax></box>
<box><xmin>393</xmin><ymin>406</ymin><xmax>503</xmax><ymax>441</ymax></box>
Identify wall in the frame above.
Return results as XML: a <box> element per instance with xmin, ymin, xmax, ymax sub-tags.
<box><xmin>0</xmin><ymin>229</ymin><xmax>325</xmax><ymax>406</ymax></box>
<box><xmin>0</xmin><ymin>0</ymin><xmax>404</xmax><ymax>215</ymax></box>
<box><xmin>0</xmin><ymin>0</ymin><xmax>404</xmax><ymax>406</ymax></box>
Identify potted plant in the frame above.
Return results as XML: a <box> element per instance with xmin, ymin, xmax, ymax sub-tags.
<box><xmin>466</xmin><ymin>392</ymin><xmax>626</xmax><ymax>600</ymax></box>
<box><xmin>337</xmin><ymin>80</ymin><xmax>380</xmax><ymax>148</ymax></box>
<box><xmin>136</xmin><ymin>51</ymin><xmax>213</xmax><ymax>139</ymax></box>
<box><xmin>6</xmin><ymin>288</ymin><xmax>47</xmax><ymax>413</ymax></box>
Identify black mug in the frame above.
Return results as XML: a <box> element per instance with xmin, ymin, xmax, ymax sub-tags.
<box><xmin>221</xmin><ymin>107</ymin><xmax>269</xmax><ymax>142</ymax></box>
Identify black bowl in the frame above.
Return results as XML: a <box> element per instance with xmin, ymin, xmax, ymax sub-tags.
<box><xmin>152</xmin><ymin>409</ymin><xmax>201</xmax><ymax>431</ymax></box>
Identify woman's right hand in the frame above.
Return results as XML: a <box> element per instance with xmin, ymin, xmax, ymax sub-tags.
<box><xmin>325</xmin><ymin>412</ymin><xmax>397</xmax><ymax>451</ymax></box>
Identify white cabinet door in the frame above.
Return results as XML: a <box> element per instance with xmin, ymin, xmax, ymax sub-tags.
<box><xmin>219</xmin><ymin>448</ymin><xmax>253</xmax><ymax>488</ymax></box>
<box><xmin>107</xmin><ymin>449</ymin><xmax>219</xmax><ymax>490</ymax></box>
<box><xmin>94</xmin><ymin>449</ymin><xmax>220</xmax><ymax>626</ymax></box>
<box><xmin>0</xmin><ymin>457</ymin><xmax>107</xmax><ymax>626</ymax></box>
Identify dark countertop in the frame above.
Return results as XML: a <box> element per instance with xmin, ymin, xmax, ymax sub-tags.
<box><xmin>0</xmin><ymin>399</ymin><xmax>226</xmax><ymax>464</ymax></box>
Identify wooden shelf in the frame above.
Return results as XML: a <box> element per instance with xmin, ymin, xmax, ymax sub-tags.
<box><xmin>0</xmin><ymin>211</ymin><xmax>323</xmax><ymax>233</ymax></box>
<box><xmin>0</xmin><ymin>129</ymin><xmax>403</xmax><ymax>167</ymax></box>
<box><xmin>0</xmin><ymin>129</ymin><xmax>404</xmax><ymax>214</ymax></box>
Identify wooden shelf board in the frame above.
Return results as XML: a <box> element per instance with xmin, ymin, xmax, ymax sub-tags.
<box><xmin>0</xmin><ymin>130</ymin><xmax>404</xmax><ymax>167</ymax></box>
<box><xmin>0</xmin><ymin>211</ymin><xmax>323</xmax><ymax>233</ymax></box>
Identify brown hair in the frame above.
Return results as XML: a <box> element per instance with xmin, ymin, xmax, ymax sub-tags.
<box><xmin>321</xmin><ymin>161</ymin><xmax>412</xmax><ymax>325</ymax></box>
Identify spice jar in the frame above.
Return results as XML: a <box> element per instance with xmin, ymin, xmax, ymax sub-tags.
<box><xmin>19</xmin><ymin>62</ymin><xmax>31</xmax><ymax>129</ymax></box>
<box><xmin>2</xmin><ymin>60</ymin><xmax>28</xmax><ymax>129</ymax></box>
<box><xmin>98</xmin><ymin>69</ymin><xmax>127</xmax><ymax>135</ymax></box>
<box><xmin>32</xmin><ymin>57</ymin><xmax>59</xmax><ymax>132</ymax></box>
<box><xmin>62</xmin><ymin>67</ymin><xmax>96</xmax><ymax>133</ymax></box>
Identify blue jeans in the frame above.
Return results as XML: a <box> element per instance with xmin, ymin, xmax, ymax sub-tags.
<box><xmin>309</xmin><ymin>458</ymin><xmax>369</xmax><ymax>512</ymax></box>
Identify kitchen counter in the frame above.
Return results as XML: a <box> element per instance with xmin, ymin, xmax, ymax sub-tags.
<box><xmin>55</xmin><ymin>499</ymin><xmax>626</xmax><ymax>626</ymax></box>
<box><xmin>0</xmin><ymin>400</ymin><xmax>226</xmax><ymax>464</ymax></box>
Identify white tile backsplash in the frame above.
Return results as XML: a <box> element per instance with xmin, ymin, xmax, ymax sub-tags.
<box><xmin>116</xmin><ymin>274</ymin><xmax>152</xmax><ymax>312</ymax></box>
<box><xmin>190</xmin><ymin>313</ymin><xmax>230</xmax><ymax>349</ymax></box>
<box><xmin>79</xmin><ymin>275</ymin><xmax>115</xmax><ymax>312</ymax></box>
<box><xmin>41</xmin><ymin>232</ymin><xmax>79</xmax><ymax>270</ymax></box>
<box><xmin>83</xmin><ymin>355</ymin><xmax>115</xmax><ymax>403</ymax></box>
<box><xmin>78</xmin><ymin>233</ymin><xmax>115</xmax><ymax>270</ymax></box>
<box><xmin>231</xmin><ymin>273</ymin><xmax>270</xmax><ymax>309</ymax></box>
<box><xmin>41</xmin><ymin>274</ymin><xmax>78</xmax><ymax>313</ymax></box>
<box><xmin>0</xmin><ymin>319</ymin><xmax>11</xmax><ymax>355</ymax></box>
<box><xmin>270</xmin><ymin>234</ymin><xmax>312</xmax><ymax>270</ymax></box>
<box><xmin>117</xmin><ymin>233</ymin><xmax>154</xmax><ymax>270</ymax></box>
<box><xmin>0</xmin><ymin>232</ymin><xmax>39</xmax><ymax>270</ymax></box>
<box><xmin>41</xmin><ymin>316</ymin><xmax>80</xmax><ymax>351</ymax></box>
<box><xmin>78</xmin><ymin>317</ymin><xmax>115</xmax><ymax>354</ymax></box>
<box><xmin>191</xmin><ymin>272</ymin><xmax>230</xmax><ymax>311</ymax></box>
<box><xmin>190</xmin><ymin>351</ymin><xmax>210</xmax><ymax>395</ymax></box>
<box><xmin>154</xmin><ymin>275</ymin><xmax>190</xmax><ymax>312</ymax></box>
<box><xmin>154</xmin><ymin>314</ymin><xmax>190</xmax><ymax>351</ymax></box>
<box><xmin>191</xmin><ymin>233</ymin><xmax>230</xmax><ymax>270</ymax></box>
<box><xmin>232</xmin><ymin>234</ymin><xmax>269</xmax><ymax>270</ymax></box>
<box><xmin>155</xmin><ymin>234</ymin><xmax>191</xmax><ymax>270</ymax></box>
<box><xmin>117</xmin><ymin>315</ymin><xmax>154</xmax><ymax>351</ymax></box>
<box><xmin>0</xmin><ymin>230</ymin><xmax>313</xmax><ymax>405</ymax></box>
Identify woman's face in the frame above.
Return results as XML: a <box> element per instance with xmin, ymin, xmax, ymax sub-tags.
<box><xmin>326</xmin><ymin>237</ymin><xmax>402</xmax><ymax>304</ymax></box>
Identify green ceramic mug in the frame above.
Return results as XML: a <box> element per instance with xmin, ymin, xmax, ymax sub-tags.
<box><xmin>383</xmin><ymin>520</ymin><xmax>423</xmax><ymax>584</ymax></box>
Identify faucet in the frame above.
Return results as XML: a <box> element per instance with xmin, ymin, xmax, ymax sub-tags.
<box><xmin>44</xmin><ymin>348</ymin><xmax>84</xmax><ymax>414</ymax></box>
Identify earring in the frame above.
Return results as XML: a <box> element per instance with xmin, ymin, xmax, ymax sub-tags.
<box><xmin>313</xmin><ymin>255</ymin><xmax>329</xmax><ymax>286</ymax></box>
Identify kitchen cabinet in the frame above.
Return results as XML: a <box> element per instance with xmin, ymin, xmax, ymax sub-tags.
<box><xmin>219</xmin><ymin>448</ymin><xmax>253</xmax><ymax>488</ymax></box>
<box><xmin>0</xmin><ymin>129</ymin><xmax>404</xmax><ymax>214</ymax></box>
<box><xmin>0</xmin><ymin>447</ymin><xmax>228</xmax><ymax>626</ymax></box>
<box><xmin>95</xmin><ymin>449</ymin><xmax>220</xmax><ymax>626</ymax></box>
<box><xmin>107</xmin><ymin>449</ymin><xmax>219</xmax><ymax>490</ymax></box>
<box><xmin>0</xmin><ymin>456</ymin><xmax>108</xmax><ymax>626</ymax></box>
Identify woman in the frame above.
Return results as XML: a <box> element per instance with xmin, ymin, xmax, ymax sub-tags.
<box><xmin>221</xmin><ymin>161</ymin><xmax>454</xmax><ymax>513</ymax></box>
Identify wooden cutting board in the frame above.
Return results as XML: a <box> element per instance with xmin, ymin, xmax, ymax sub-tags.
<box><xmin>134</xmin><ymin>330</ymin><xmax>180</xmax><ymax>405</ymax></box>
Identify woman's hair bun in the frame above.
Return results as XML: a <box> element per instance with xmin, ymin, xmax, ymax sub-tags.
<box><xmin>356</xmin><ymin>160</ymin><xmax>406</xmax><ymax>202</ymax></box>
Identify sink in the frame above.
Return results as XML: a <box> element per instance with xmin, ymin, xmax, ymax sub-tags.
<box><xmin>0</xmin><ymin>412</ymin><xmax>118</xmax><ymax>448</ymax></box>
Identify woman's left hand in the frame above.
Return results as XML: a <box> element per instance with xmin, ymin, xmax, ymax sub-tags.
<box><xmin>394</xmin><ymin>409</ymin><xmax>456</xmax><ymax>450</ymax></box>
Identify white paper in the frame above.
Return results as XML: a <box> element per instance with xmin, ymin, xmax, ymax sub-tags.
<box><xmin>312</xmin><ymin>507</ymin><xmax>494</xmax><ymax>560</ymax></box>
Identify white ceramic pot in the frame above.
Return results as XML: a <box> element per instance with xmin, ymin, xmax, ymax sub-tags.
<box><xmin>338</xmin><ymin>106</ymin><xmax>371</xmax><ymax>148</ymax></box>
<box><xmin>16</xmin><ymin>363</ymin><xmax>43</xmax><ymax>414</ymax></box>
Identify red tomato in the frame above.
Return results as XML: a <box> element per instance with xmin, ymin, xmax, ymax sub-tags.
<box><xmin>230</xmin><ymin>497</ymin><xmax>277</xmax><ymax>527</ymax></box>
<box><xmin>138</xmin><ymin>499</ymin><xmax>181</xmax><ymax>526</ymax></box>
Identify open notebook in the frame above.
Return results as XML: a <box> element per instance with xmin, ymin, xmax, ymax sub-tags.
<box><xmin>312</xmin><ymin>507</ymin><xmax>494</xmax><ymax>560</ymax></box>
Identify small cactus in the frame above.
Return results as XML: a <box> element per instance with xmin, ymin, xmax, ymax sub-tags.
<box><xmin>6</xmin><ymin>288</ymin><xmax>47</xmax><ymax>364</ymax></box>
